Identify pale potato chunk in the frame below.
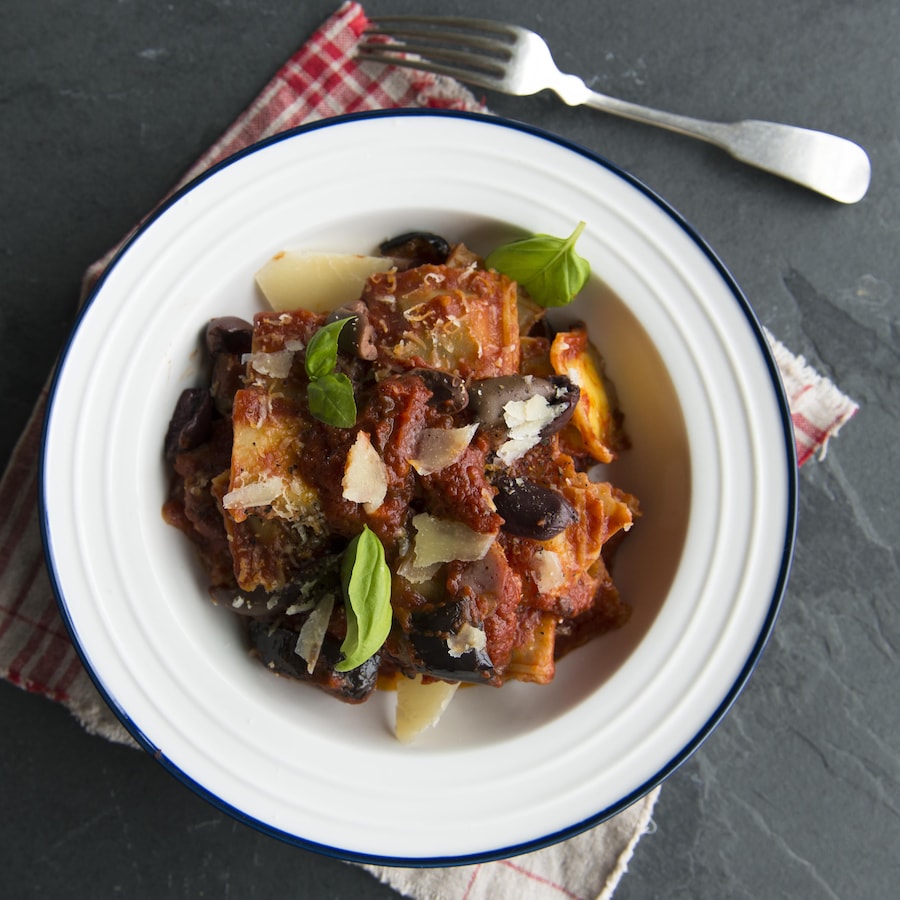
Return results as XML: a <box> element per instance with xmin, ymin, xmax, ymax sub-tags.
<box><xmin>255</xmin><ymin>250</ymin><xmax>392</xmax><ymax>313</ymax></box>
<box><xmin>395</xmin><ymin>674</ymin><xmax>459</xmax><ymax>743</ymax></box>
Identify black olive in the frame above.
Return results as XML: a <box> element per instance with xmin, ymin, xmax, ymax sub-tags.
<box><xmin>494</xmin><ymin>476</ymin><xmax>578</xmax><ymax>541</ymax></box>
<box><xmin>164</xmin><ymin>387</ymin><xmax>213</xmax><ymax>461</ymax></box>
<box><xmin>205</xmin><ymin>316</ymin><xmax>253</xmax><ymax>356</ymax></box>
<box><xmin>325</xmin><ymin>301</ymin><xmax>377</xmax><ymax>360</ymax></box>
<box><xmin>209</xmin><ymin>352</ymin><xmax>245</xmax><ymax>416</ymax></box>
<box><xmin>468</xmin><ymin>374</ymin><xmax>580</xmax><ymax>437</ymax></box>
<box><xmin>379</xmin><ymin>231</ymin><xmax>451</xmax><ymax>268</ymax></box>
<box><xmin>408</xmin><ymin>368</ymin><xmax>469</xmax><ymax>413</ymax></box>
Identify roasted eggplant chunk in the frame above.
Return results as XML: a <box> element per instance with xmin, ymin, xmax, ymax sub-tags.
<box><xmin>402</xmin><ymin>597</ymin><xmax>495</xmax><ymax>685</ymax></box>
<box><xmin>247</xmin><ymin>617</ymin><xmax>379</xmax><ymax>704</ymax></box>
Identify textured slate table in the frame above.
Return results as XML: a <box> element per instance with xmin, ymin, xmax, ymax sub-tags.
<box><xmin>2</xmin><ymin>1</ymin><xmax>897</xmax><ymax>897</ymax></box>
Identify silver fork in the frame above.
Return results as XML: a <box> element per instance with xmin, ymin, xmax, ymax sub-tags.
<box><xmin>358</xmin><ymin>16</ymin><xmax>870</xmax><ymax>204</ymax></box>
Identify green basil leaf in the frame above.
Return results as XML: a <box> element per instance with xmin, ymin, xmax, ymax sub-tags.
<box><xmin>305</xmin><ymin>317</ymin><xmax>351</xmax><ymax>381</ymax></box>
<box><xmin>307</xmin><ymin>371</ymin><xmax>357</xmax><ymax>428</ymax></box>
<box><xmin>336</xmin><ymin>525</ymin><xmax>392</xmax><ymax>671</ymax></box>
<box><xmin>484</xmin><ymin>221</ymin><xmax>590</xmax><ymax>308</ymax></box>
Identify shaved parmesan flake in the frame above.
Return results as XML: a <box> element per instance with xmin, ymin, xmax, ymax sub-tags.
<box><xmin>447</xmin><ymin>623</ymin><xmax>487</xmax><ymax>658</ymax></box>
<box><xmin>243</xmin><ymin>349</ymin><xmax>294</xmax><ymax>379</ymax></box>
<box><xmin>342</xmin><ymin>431</ymin><xmax>388</xmax><ymax>512</ymax></box>
<box><xmin>497</xmin><ymin>394</ymin><xmax>560</xmax><ymax>465</ymax></box>
<box><xmin>222</xmin><ymin>476</ymin><xmax>285</xmax><ymax>511</ymax></box>
<box><xmin>256</xmin><ymin>250</ymin><xmax>393</xmax><ymax>314</ymax></box>
<box><xmin>409</xmin><ymin>424</ymin><xmax>478</xmax><ymax>476</ymax></box>
<box><xmin>396</xmin><ymin>551</ymin><xmax>442</xmax><ymax>585</ymax></box>
<box><xmin>395</xmin><ymin>674</ymin><xmax>459</xmax><ymax>743</ymax></box>
<box><xmin>294</xmin><ymin>592</ymin><xmax>335</xmax><ymax>674</ymax></box>
<box><xmin>532</xmin><ymin>548</ymin><xmax>566</xmax><ymax>593</ymax></box>
<box><xmin>410</xmin><ymin>513</ymin><xmax>496</xmax><ymax>569</ymax></box>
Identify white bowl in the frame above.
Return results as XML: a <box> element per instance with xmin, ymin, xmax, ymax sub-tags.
<box><xmin>41</xmin><ymin>111</ymin><xmax>796</xmax><ymax>864</ymax></box>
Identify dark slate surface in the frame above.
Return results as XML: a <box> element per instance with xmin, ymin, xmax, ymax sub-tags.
<box><xmin>2</xmin><ymin>1</ymin><xmax>897</xmax><ymax>897</ymax></box>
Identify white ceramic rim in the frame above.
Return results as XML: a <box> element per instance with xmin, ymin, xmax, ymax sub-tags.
<box><xmin>40</xmin><ymin>110</ymin><xmax>797</xmax><ymax>865</ymax></box>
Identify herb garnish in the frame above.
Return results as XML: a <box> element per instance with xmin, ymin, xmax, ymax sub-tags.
<box><xmin>484</xmin><ymin>221</ymin><xmax>590</xmax><ymax>308</ymax></box>
<box><xmin>336</xmin><ymin>525</ymin><xmax>392</xmax><ymax>671</ymax></box>
<box><xmin>304</xmin><ymin>317</ymin><xmax>356</xmax><ymax>428</ymax></box>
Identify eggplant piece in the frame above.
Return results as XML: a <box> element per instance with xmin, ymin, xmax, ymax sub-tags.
<box><xmin>209</xmin><ymin>582</ymin><xmax>303</xmax><ymax>618</ymax></box>
<box><xmin>209</xmin><ymin>553</ymin><xmax>343</xmax><ymax>618</ymax></box>
<box><xmin>408</xmin><ymin>368</ymin><xmax>469</xmax><ymax>413</ymax></box>
<box><xmin>379</xmin><ymin>231</ymin><xmax>450</xmax><ymax>268</ymax></box>
<box><xmin>247</xmin><ymin>617</ymin><xmax>378</xmax><ymax>704</ymax></box>
<box><xmin>164</xmin><ymin>387</ymin><xmax>213</xmax><ymax>462</ymax></box>
<box><xmin>494</xmin><ymin>476</ymin><xmax>578</xmax><ymax>540</ymax></box>
<box><xmin>468</xmin><ymin>375</ymin><xmax>580</xmax><ymax>436</ymax></box>
<box><xmin>404</xmin><ymin>597</ymin><xmax>495</xmax><ymax>684</ymax></box>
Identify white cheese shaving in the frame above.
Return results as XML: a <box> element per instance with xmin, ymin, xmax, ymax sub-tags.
<box><xmin>294</xmin><ymin>592</ymin><xmax>335</xmax><ymax>674</ymax></box>
<box><xmin>497</xmin><ymin>394</ymin><xmax>560</xmax><ymax>465</ymax></box>
<box><xmin>532</xmin><ymin>549</ymin><xmax>566</xmax><ymax>594</ymax></box>
<box><xmin>341</xmin><ymin>431</ymin><xmax>388</xmax><ymax>512</ymax></box>
<box><xmin>222</xmin><ymin>476</ymin><xmax>285</xmax><ymax>510</ymax></box>
<box><xmin>286</xmin><ymin>598</ymin><xmax>317</xmax><ymax>616</ymax></box>
<box><xmin>242</xmin><ymin>349</ymin><xmax>295</xmax><ymax>379</ymax></box>
<box><xmin>410</xmin><ymin>513</ymin><xmax>496</xmax><ymax>569</ymax></box>
<box><xmin>409</xmin><ymin>424</ymin><xmax>478</xmax><ymax>476</ymax></box>
<box><xmin>447</xmin><ymin>623</ymin><xmax>487</xmax><ymax>658</ymax></box>
<box><xmin>396</xmin><ymin>551</ymin><xmax>442</xmax><ymax>585</ymax></box>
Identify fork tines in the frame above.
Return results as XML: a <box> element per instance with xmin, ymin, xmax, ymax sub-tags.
<box><xmin>358</xmin><ymin>16</ymin><xmax>517</xmax><ymax>85</ymax></box>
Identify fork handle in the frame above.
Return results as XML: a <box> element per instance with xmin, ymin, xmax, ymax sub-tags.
<box><xmin>569</xmin><ymin>84</ymin><xmax>870</xmax><ymax>203</ymax></box>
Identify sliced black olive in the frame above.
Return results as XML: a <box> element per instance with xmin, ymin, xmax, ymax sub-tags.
<box><xmin>468</xmin><ymin>375</ymin><xmax>580</xmax><ymax>437</ymax></box>
<box><xmin>494</xmin><ymin>475</ymin><xmax>578</xmax><ymax>540</ymax></box>
<box><xmin>540</xmin><ymin>375</ymin><xmax>580</xmax><ymax>435</ymax></box>
<box><xmin>403</xmin><ymin>597</ymin><xmax>495</xmax><ymax>684</ymax></box>
<box><xmin>379</xmin><ymin>231</ymin><xmax>451</xmax><ymax>268</ymax></box>
<box><xmin>325</xmin><ymin>302</ymin><xmax>377</xmax><ymax>360</ymax></box>
<box><xmin>246</xmin><ymin>617</ymin><xmax>378</xmax><ymax>704</ymax></box>
<box><xmin>408</xmin><ymin>368</ymin><xmax>469</xmax><ymax>413</ymax></box>
<box><xmin>164</xmin><ymin>387</ymin><xmax>213</xmax><ymax>462</ymax></box>
<box><xmin>205</xmin><ymin>316</ymin><xmax>253</xmax><ymax>356</ymax></box>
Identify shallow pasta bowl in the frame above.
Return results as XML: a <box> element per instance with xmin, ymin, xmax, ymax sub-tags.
<box><xmin>41</xmin><ymin>110</ymin><xmax>796</xmax><ymax>865</ymax></box>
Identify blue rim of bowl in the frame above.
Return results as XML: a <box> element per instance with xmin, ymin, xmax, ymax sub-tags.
<box><xmin>40</xmin><ymin>108</ymin><xmax>798</xmax><ymax>867</ymax></box>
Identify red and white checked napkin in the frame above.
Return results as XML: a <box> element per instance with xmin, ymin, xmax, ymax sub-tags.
<box><xmin>0</xmin><ymin>3</ymin><xmax>858</xmax><ymax>899</ymax></box>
